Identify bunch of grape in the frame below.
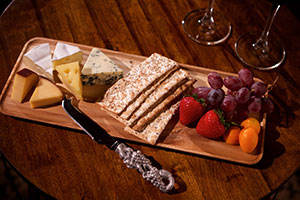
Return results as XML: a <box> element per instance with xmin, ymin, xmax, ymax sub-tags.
<box><xmin>192</xmin><ymin>69</ymin><xmax>274</xmax><ymax>121</ymax></box>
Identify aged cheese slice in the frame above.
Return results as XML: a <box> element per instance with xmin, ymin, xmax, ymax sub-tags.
<box><xmin>56</xmin><ymin>61</ymin><xmax>83</xmax><ymax>100</ymax></box>
<box><xmin>52</xmin><ymin>42</ymin><xmax>83</xmax><ymax>69</ymax></box>
<box><xmin>11</xmin><ymin>68</ymin><xmax>39</xmax><ymax>103</ymax></box>
<box><xmin>82</xmin><ymin>85</ymin><xmax>111</xmax><ymax>102</ymax></box>
<box><xmin>99</xmin><ymin>53</ymin><xmax>178</xmax><ymax>114</ymax></box>
<box><xmin>23</xmin><ymin>43</ymin><xmax>53</xmax><ymax>80</ymax></box>
<box><xmin>81</xmin><ymin>48</ymin><xmax>123</xmax><ymax>101</ymax></box>
<box><xmin>29</xmin><ymin>78</ymin><xmax>63</xmax><ymax>108</ymax></box>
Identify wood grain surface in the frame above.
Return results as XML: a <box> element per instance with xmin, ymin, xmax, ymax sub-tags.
<box><xmin>0</xmin><ymin>0</ymin><xmax>300</xmax><ymax>199</ymax></box>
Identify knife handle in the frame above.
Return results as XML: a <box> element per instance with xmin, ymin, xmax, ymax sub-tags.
<box><xmin>115</xmin><ymin>143</ymin><xmax>174</xmax><ymax>193</ymax></box>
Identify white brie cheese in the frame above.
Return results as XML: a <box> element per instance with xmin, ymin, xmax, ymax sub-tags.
<box><xmin>52</xmin><ymin>42</ymin><xmax>81</xmax><ymax>61</ymax></box>
<box><xmin>52</xmin><ymin>42</ymin><xmax>83</xmax><ymax>68</ymax></box>
<box><xmin>23</xmin><ymin>43</ymin><xmax>53</xmax><ymax>80</ymax></box>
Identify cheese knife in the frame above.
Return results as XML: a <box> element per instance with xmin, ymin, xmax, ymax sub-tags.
<box><xmin>62</xmin><ymin>96</ymin><xmax>175</xmax><ymax>192</ymax></box>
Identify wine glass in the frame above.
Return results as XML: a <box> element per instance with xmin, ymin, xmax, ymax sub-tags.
<box><xmin>235</xmin><ymin>1</ymin><xmax>286</xmax><ymax>70</ymax></box>
<box><xmin>182</xmin><ymin>0</ymin><xmax>232</xmax><ymax>45</ymax></box>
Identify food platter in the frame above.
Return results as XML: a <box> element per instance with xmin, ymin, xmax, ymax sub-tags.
<box><xmin>0</xmin><ymin>37</ymin><xmax>266</xmax><ymax>165</ymax></box>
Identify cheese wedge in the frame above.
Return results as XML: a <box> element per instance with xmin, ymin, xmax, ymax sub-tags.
<box><xmin>56</xmin><ymin>61</ymin><xmax>83</xmax><ymax>100</ymax></box>
<box><xmin>81</xmin><ymin>48</ymin><xmax>123</xmax><ymax>101</ymax></box>
<box><xmin>11</xmin><ymin>68</ymin><xmax>38</xmax><ymax>103</ymax></box>
<box><xmin>29</xmin><ymin>78</ymin><xmax>63</xmax><ymax>108</ymax></box>
<box><xmin>52</xmin><ymin>42</ymin><xmax>82</xmax><ymax>69</ymax></box>
<box><xmin>23</xmin><ymin>43</ymin><xmax>53</xmax><ymax>80</ymax></box>
<box><xmin>82</xmin><ymin>85</ymin><xmax>111</xmax><ymax>102</ymax></box>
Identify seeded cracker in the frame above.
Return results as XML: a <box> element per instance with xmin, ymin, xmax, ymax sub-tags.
<box><xmin>133</xmin><ymin>79</ymin><xmax>195</xmax><ymax>132</ymax></box>
<box><xmin>99</xmin><ymin>53</ymin><xmax>195</xmax><ymax>144</ymax></box>
<box><xmin>99</xmin><ymin>53</ymin><xmax>178</xmax><ymax>114</ymax></box>
<box><xmin>126</xmin><ymin>69</ymin><xmax>189</xmax><ymax>127</ymax></box>
<box><xmin>125</xmin><ymin>101</ymin><xmax>180</xmax><ymax>145</ymax></box>
<box><xmin>120</xmin><ymin>66</ymin><xmax>179</xmax><ymax>120</ymax></box>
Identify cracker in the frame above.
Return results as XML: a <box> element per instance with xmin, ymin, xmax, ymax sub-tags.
<box><xmin>120</xmin><ymin>66</ymin><xmax>179</xmax><ymax>120</ymax></box>
<box><xmin>126</xmin><ymin>69</ymin><xmax>189</xmax><ymax>127</ymax></box>
<box><xmin>99</xmin><ymin>53</ymin><xmax>178</xmax><ymax>114</ymax></box>
<box><xmin>124</xmin><ymin>101</ymin><xmax>180</xmax><ymax>145</ymax></box>
<box><xmin>133</xmin><ymin>79</ymin><xmax>195</xmax><ymax>132</ymax></box>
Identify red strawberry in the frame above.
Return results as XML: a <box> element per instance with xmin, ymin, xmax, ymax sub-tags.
<box><xmin>196</xmin><ymin>110</ymin><xmax>227</xmax><ymax>139</ymax></box>
<box><xmin>179</xmin><ymin>96</ymin><xmax>205</xmax><ymax>125</ymax></box>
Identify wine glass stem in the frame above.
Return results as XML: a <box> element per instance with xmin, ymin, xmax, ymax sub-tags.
<box><xmin>207</xmin><ymin>0</ymin><xmax>215</xmax><ymax>16</ymax></box>
<box><xmin>254</xmin><ymin>2</ymin><xmax>281</xmax><ymax>52</ymax></box>
<box><xmin>199</xmin><ymin>0</ymin><xmax>216</xmax><ymax>33</ymax></box>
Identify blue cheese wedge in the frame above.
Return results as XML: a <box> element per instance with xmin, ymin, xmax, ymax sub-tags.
<box><xmin>52</xmin><ymin>42</ymin><xmax>83</xmax><ymax>69</ymax></box>
<box><xmin>80</xmin><ymin>48</ymin><xmax>123</xmax><ymax>101</ymax></box>
<box><xmin>23</xmin><ymin>43</ymin><xmax>53</xmax><ymax>80</ymax></box>
<box><xmin>81</xmin><ymin>48</ymin><xmax>123</xmax><ymax>86</ymax></box>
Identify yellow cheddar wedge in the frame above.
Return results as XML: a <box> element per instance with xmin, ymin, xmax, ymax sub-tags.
<box><xmin>29</xmin><ymin>78</ymin><xmax>63</xmax><ymax>108</ymax></box>
<box><xmin>11</xmin><ymin>68</ymin><xmax>38</xmax><ymax>103</ymax></box>
<box><xmin>56</xmin><ymin>61</ymin><xmax>83</xmax><ymax>100</ymax></box>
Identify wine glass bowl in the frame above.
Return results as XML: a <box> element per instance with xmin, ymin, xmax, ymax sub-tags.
<box><xmin>234</xmin><ymin>2</ymin><xmax>286</xmax><ymax>70</ymax></box>
<box><xmin>182</xmin><ymin>9</ymin><xmax>232</xmax><ymax>45</ymax></box>
<box><xmin>235</xmin><ymin>32</ymin><xmax>286</xmax><ymax>70</ymax></box>
<box><xmin>182</xmin><ymin>0</ymin><xmax>232</xmax><ymax>46</ymax></box>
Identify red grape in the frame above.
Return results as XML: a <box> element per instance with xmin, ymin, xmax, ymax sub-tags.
<box><xmin>236</xmin><ymin>87</ymin><xmax>250</xmax><ymax>104</ymax></box>
<box><xmin>248</xmin><ymin>96</ymin><xmax>262</xmax><ymax>113</ymax></box>
<box><xmin>251</xmin><ymin>81</ymin><xmax>267</xmax><ymax>97</ymax></box>
<box><xmin>207</xmin><ymin>89</ymin><xmax>224</xmax><ymax>107</ymax></box>
<box><xmin>238</xmin><ymin>68</ymin><xmax>254</xmax><ymax>87</ymax></box>
<box><xmin>192</xmin><ymin>86</ymin><xmax>212</xmax><ymax>101</ymax></box>
<box><xmin>225</xmin><ymin>110</ymin><xmax>236</xmax><ymax>121</ymax></box>
<box><xmin>262</xmin><ymin>98</ymin><xmax>274</xmax><ymax>114</ymax></box>
<box><xmin>235</xmin><ymin>104</ymin><xmax>249</xmax><ymax>122</ymax></box>
<box><xmin>223</xmin><ymin>76</ymin><xmax>243</xmax><ymax>91</ymax></box>
<box><xmin>221</xmin><ymin>95</ymin><xmax>237</xmax><ymax>113</ymax></box>
<box><xmin>227</xmin><ymin>89</ymin><xmax>236</xmax><ymax>96</ymax></box>
<box><xmin>208</xmin><ymin>72</ymin><xmax>223</xmax><ymax>89</ymax></box>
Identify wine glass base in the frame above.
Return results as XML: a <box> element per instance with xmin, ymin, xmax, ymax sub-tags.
<box><xmin>182</xmin><ymin>9</ymin><xmax>232</xmax><ymax>45</ymax></box>
<box><xmin>235</xmin><ymin>32</ymin><xmax>286</xmax><ymax>70</ymax></box>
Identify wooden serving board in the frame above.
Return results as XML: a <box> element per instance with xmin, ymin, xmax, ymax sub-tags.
<box><xmin>0</xmin><ymin>37</ymin><xmax>265</xmax><ymax>165</ymax></box>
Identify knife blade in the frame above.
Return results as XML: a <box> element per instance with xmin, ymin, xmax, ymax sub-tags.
<box><xmin>62</xmin><ymin>96</ymin><xmax>174</xmax><ymax>192</ymax></box>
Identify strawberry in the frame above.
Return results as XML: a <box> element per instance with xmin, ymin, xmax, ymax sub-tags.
<box><xmin>179</xmin><ymin>95</ymin><xmax>206</xmax><ymax>125</ymax></box>
<box><xmin>196</xmin><ymin>109</ymin><xmax>228</xmax><ymax>139</ymax></box>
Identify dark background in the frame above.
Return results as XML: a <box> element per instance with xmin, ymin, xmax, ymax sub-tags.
<box><xmin>1</xmin><ymin>0</ymin><xmax>300</xmax><ymax>20</ymax></box>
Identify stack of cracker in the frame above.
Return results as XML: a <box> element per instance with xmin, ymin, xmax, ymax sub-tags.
<box><xmin>99</xmin><ymin>53</ymin><xmax>195</xmax><ymax>144</ymax></box>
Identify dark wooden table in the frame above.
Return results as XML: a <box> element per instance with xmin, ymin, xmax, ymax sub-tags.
<box><xmin>1</xmin><ymin>0</ymin><xmax>300</xmax><ymax>199</ymax></box>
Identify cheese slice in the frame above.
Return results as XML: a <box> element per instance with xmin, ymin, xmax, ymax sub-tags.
<box><xmin>82</xmin><ymin>85</ymin><xmax>111</xmax><ymax>102</ymax></box>
<box><xmin>81</xmin><ymin>48</ymin><xmax>123</xmax><ymax>101</ymax></box>
<box><xmin>56</xmin><ymin>61</ymin><xmax>83</xmax><ymax>100</ymax></box>
<box><xmin>11</xmin><ymin>68</ymin><xmax>39</xmax><ymax>103</ymax></box>
<box><xmin>52</xmin><ymin>42</ymin><xmax>83</xmax><ymax>69</ymax></box>
<box><xmin>81</xmin><ymin>48</ymin><xmax>123</xmax><ymax>85</ymax></box>
<box><xmin>29</xmin><ymin>78</ymin><xmax>63</xmax><ymax>108</ymax></box>
<box><xmin>23</xmin><ymin>43</ymin><xmax>53</xmax><ymax>80</ymax></box>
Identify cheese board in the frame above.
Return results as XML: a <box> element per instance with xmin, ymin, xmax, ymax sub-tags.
<box><xmin>0</xmin><ymin>37</ymin><xmax>266</xmax><ymax>165</ymax></box>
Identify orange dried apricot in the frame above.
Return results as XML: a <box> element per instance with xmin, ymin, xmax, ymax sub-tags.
<box><xmin>241</xmin><ymin>117</ymin><xmax>261</xmax><ymax>134</ymax></box>
<box><xmin>223</xmin><ymin>126</ymin><xmax>241</xmax><ymax>145</ymax></box>
<box><xmin>239</xmin><ymin>127</ymin><xmax>258</xmax><ymax>153</ymax></box>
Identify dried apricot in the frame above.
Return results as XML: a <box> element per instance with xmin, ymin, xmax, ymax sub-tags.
<box><xmin>241</xmin><ymin>117</ymin><xmax>260</xmax><ymax>134</ymax></box>
<box><xmin>223</xmin><ymin>126</ymin><xmax>240</xmax><ymax>145</ymax></box>
<box><xmin>239</xmin><ymin>127</ymin><xmax>258</xmax><ymax>153</ymax></box>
